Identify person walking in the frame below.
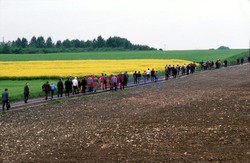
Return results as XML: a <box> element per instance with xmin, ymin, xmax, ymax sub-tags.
<box><xmin>190</xmin><ymin>63</ymin><xmax>196</xmax><ymax>73</ymax></box>
<box><xmin>200</xmin><ymin>61</ymin><xmax>204</xmax><ymax>70</ymax></box>
<box><xmin>211</xmin><ymin>61</ymin><xmax>214</xmax><ymax>69</ymax></box>
<box><xmin>237</xmin><ymin>58</ymin><xmax>240</xmax><ymax>64</ymax></box>
<box><xmin>165</xmin><ymin>66</ymin><xmax>170</xmax><ymax>80</ymax></box>
<box><xmin>111</xmin><ymin>75</ymin><xmax>117</xmax><ymax>91</ymax></box>
<box><xmin>24</xmin><ymin>83</ymin><xmax>29</xmax><ymax>103</ymax></box>
<box><xmin>155</xmin><ymin>71</ymin><xmax>158</xmax><ymax>82</ymax></box>
<box><xmin>87</xmin><ymin>76</ymin><xmax>94</xmax><ymax>92</ymax></box>
<box><xmin>118</xmin><ymin>72</ymin><xmax>125</xmax><ymax>90</ymax></box>
<box><xmin>224</xmin><ymin>60</ymin><xmax>228</xmax><ymax>67</ymax></box>
<box><xmin>50</xmin><ymin>83</ymin><xmax>56</xmax><ymax>99</ymax></box>
<box><xmin>146</xmin><ymin>68</ymin><xmax>151</xmax><ymax>81</ymax></box>
<box><xmin>77</xmin><ymin>77</ymin><xmax>81</xmax><ymax>94</ymax></box>
<box><xmin>137</xmin><ymin>71</ymin><xmax>141</xmax><ymax>84</ymax></box>
<box><xmin>93</xmin><ymin>76</ymin><xmax>98</xmax><ymax>92</ymax></box>
<box><xmin>124</xmin><ymin>72</ymin><xmax>129</xmax><ymax>86</ymax></box>
<box><xmin>241</xmin><ymin>58</ymin><xmax>244</xmax><ymax>64</ymax></box>
<box><xmin>186</xmin><ymin>64</ymin><xmax>190</xmax><ymax>75</ymax></box>
<box><xmin>81</xmin><ymin>77</ymin><xmax>87</xmax><ymax>93</ymax></box>
<box><xmin>100</xmin><ymin>73</ymin><xmax>105</xmax><ymax>90</ymax></box>
<box><xmin>42</xmin><ymin>81</ymin><xmax>50</xmax><ymax>100</ymax></box>
<box><xmin>104</xmin><ymin>74</ymin><xmax>107</xmax><ymax>89</ymax></box>
<box><xmin>133</xmin><ymin>71</ymin><xmax>137</xmax><ymax>84</ymax></box>
<box><xmin>168</xmin><ymin>65</ymin><xmax>173</xmax><ymax>76</ymax></box>
<box><xmin>57</xmin><ymin>79</ymin><xmax>64</xmax><ymax>97</ymax></box>
<box><xmin>65</xmin><ymin>78</ymin><xmax>71</xmax><ymax>96</ymax></box>
<box><xmin>151</xmin><ymin>68</ymin><xmax>155</xmax><ymax>81</ymax></box>
<box><xmin>143</xmin><ymin>71</ymin><xmax>147</xmax><ymax>83</ymax></box>
<box><xmin>181</xmin><ymin>65</ymin><xmax>186</xmax><ymax>75</ymax></box>
<box><xmin>172</xmin><ymin>66</ymin><xmax>177</xmax><ymax>78</ymax></box>
<box><xmin>2</xmin><ymin>89</ymin><xmax>9</xmax><ymax>111</ymax></box>
<box><xmin>176</xmin><ymin>65</ymin><xmax>180</xmax><ymax>75</ymax></box>
<box><xmin>72</xmin><ymin>77</ymin><xmax>78</xmax><ymax>95</ymax></box>
<box><xmin>69</xmin><ymin>77</ymin><xmax>73</xmax><ymax>93</ymax></box>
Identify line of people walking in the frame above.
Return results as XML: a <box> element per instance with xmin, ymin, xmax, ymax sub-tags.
<box><xmin>133</xmin><ymin>68</ymin><xmax>159</xmax><ymax>84</ymax></box>
<box><xmin>41</xmin><ymin>69</ymin><xmax>161</xmax><ymax>101</ymax></box>
<box><xmin>165</xmin><ymin>63</ymin><xmax>196</xmax><ymax>80</ymax></box>
<box><xmin>2</xmin><ymin>57</ymin><xmax>249</xmax><ymax>111</ymax></box>
<box><xmin>200</xmin><ymin>60</ymin><xmax>223</xmax><ymax>70</ymax></box>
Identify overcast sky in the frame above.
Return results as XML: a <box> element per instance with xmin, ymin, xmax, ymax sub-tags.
<box><xmin>0</xmin><ymin>0</ymin><xmax>249</xmax><ymax>50</ymax></box>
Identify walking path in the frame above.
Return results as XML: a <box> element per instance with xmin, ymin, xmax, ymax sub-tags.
<box><xmin>7</xmin><ymin>63</ymin><xmax>249</xmax><ymax>111</ymax></box>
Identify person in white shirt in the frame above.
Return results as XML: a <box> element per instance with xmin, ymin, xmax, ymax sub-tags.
<box><xmin>72</xmin><ymin>77</ymin><xmax>78</xmax><ymax>95</ymax></box>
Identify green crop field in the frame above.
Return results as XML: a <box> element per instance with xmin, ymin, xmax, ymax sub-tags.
<box><xmin>0</xmin><ymin>49</ymin><xmax>248</xmax><ymax>62</ymax></box>
<box><xmin>0</xmin><ymin>49</ymin><xmax>249</xmax><ymax>102</ymax></box>
<box><xmin>0</xmin><ymin>79</ymin><xmax>58</xmax><ymax>102</ymax></box>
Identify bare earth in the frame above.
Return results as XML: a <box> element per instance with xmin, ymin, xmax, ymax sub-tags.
<box><xmin>0</xmin><ymin>64</ymin><xmax>250</xmax><ymax>162</ymax></box>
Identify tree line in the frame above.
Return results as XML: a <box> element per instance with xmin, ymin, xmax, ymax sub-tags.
<box><xmin>0</xmin><ymin>36</ymin><xmax>156</xmax><ymax>54</ymax></box>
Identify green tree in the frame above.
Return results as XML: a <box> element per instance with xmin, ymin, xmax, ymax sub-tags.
<box><xmin>21</xmin><ymin>37</ymin><xmax>28</xmax><ymax>48</ymax></box>
<box><xmin>46</xmin><ymin>37</ymin><xmax>53</xmax><ymax>48</ymax></box>
<box><xmin>56</xmin><ymin>40</ymin><xmax>62</xmax><ymax>48</ymax></box>
<box><xmin>36</xmin><ymin>36</ymin><xmax>46</xmax><ymax>48</ymax></box>
<box><xmin>71</xmin><ymin>39</ymin><xmax>81</xmax><ymax>48</ymax></box>
<box><xmin>62</xmin><ymin>39</ymin><xmax>71</xmax><ymax>48</ymax></box>
<box><xmin>217</xmin><ymin>46</ymin><xmax>230</xmax><ymax>50</ymax></box>
<box><xmin>29</xmin><ymin>36</ymin><xmax>37</xmax><ymax>47</ymax></box>
<box><xmin>85</xmin><ymin>40</ymin><xmax>92</xmax><ymax>48</ymax></box>
<box><xmin>15</xmin><ymin>38</ymin><xmax>22</xmax><ymax>48</ymax></box>
<box><xmin>96</xmin><ymin>35</ymin><xmax>106</xmax><ymax>48</ymax></box>
<box><xmin>1</xmin><ymin>42</ymin><xmax>11</xmax><ymax>54</ymax></box>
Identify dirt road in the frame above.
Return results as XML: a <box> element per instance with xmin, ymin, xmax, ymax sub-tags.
<box><xmin>0</xmin><ymin>64</ymin><xmax>250</xmax><ymax>162</ymax></box>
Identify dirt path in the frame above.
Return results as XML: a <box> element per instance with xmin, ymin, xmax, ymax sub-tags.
<box><xmin>0</xmin><ymin>64</ymin><xmax>250</xmax><ymax>162</ymax></box>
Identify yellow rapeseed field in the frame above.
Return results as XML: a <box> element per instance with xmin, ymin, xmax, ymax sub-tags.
<box><xmin>0</xmin><ymin>59</ymin><xmax>193</xmax><ymax>77</ymax></box>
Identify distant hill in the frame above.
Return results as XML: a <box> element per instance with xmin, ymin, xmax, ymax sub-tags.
<box><xmin>217</xmin><ymin>46</ymin><xmax>230</xmax><ymax>50</ymax></box>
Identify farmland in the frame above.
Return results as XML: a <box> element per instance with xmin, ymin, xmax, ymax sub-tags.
<box><xmin>0</xmin><ymin>49</ymin><xmax>247</xmax><ymax>62</ymax></box>
<box><xmin>0</xmin><ymin>63</ymin><xmax>249</xmax><ymax>162</ymax></box>
<box><xmin>0</xmin><ymin>59</ymin><xmax>191</xmax><ymax>78</ymax></box>
<box><xmin>0</xmin><ymin>49</ymin><xmax>248</xmax><ymax>102</ymax></box>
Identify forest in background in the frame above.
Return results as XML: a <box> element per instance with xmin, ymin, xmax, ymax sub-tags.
<box><xmin>0</xmin><ymin>35</ymin><xmax>156</xmax><ymax>54</ymax></box>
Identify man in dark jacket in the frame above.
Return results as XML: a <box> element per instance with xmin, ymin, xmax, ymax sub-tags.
<box><xmin>124</xmin><ymin>72</ymin><xmax>129</xmax><ymax>86</ymax></box>
<box><xmin>224</xmin><ymin>60</ymin><xmax>228</xmax><ymax>67</ymax></box>
<box><xmin>237</xmin><ymin>58</ymin><xmax>240</xmax><ymax>64</ymax></box>
<box><xmin>65</xmin><ymin>78</ymin><xmax>71</xmax><ymax>96</ymax></box>
<box><xmin>2</xmin><ymin>89</ymin><xmax>9</xmax><ymax>111</ymax></box>
<box><xmin>42</xmin><ymin>81</ymin><xmax>50</xmax><ymax>100</ymax></box>
<box><xmin>133</xmin><ymin>71</ymin><xmax>137</xmax><ymax>84</ymax></box>
<box><xmin>241</xmin><ymin>58</ymin><xmax>244</xmax><ymax>64</ymax></box>
<box><xmin>151</xmin><ymin>69</ymin><xmax>155</xmax><ymax>81</ymax></box>
<box><xmin>24</xmin><ymin>83</ymin><xmax>29</xmax><ymax>103</ymax></box>
<box><xmin>186</xmin><ymin>64</ymin><xmax>190</xmax><ymax>75</ymax></box>
<box><xmin>81</xmin><ymin>77</ymin><xmax>87</xmax><ymax>93</ymax></box>
<box><xmin>57</xmin><ymin>79</ymin><xmax>64</xmax><ymax>97</ymax></box>
<box><xmin>172</xmin><ymin>66</ymin><xmax>177</xmax><ymax>78</ymax></box>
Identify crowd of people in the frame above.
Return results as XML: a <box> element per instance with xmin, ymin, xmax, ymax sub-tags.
<box><xmin>41</xmin><ymin>69</ymin><xmax>160</xmax><ymax>101</ymax></box>
<box><xmin>1</xmin><ymin>57</ymin><xmax>250</xmax><ymax>111</ymax></box>
<box><xmin>164</xmin><ymin>63</ymin><xmax>196</xmax><ymax>80</ymax></box>
<box><xmin>237</xmin><ymin>58</ymin><xmax>245</xmax><ymax>65</ymax></box>
<box><xmin>200</xmin><ymin>60</ymin><xmax>223</xmax><ymax>70</ymax></box>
